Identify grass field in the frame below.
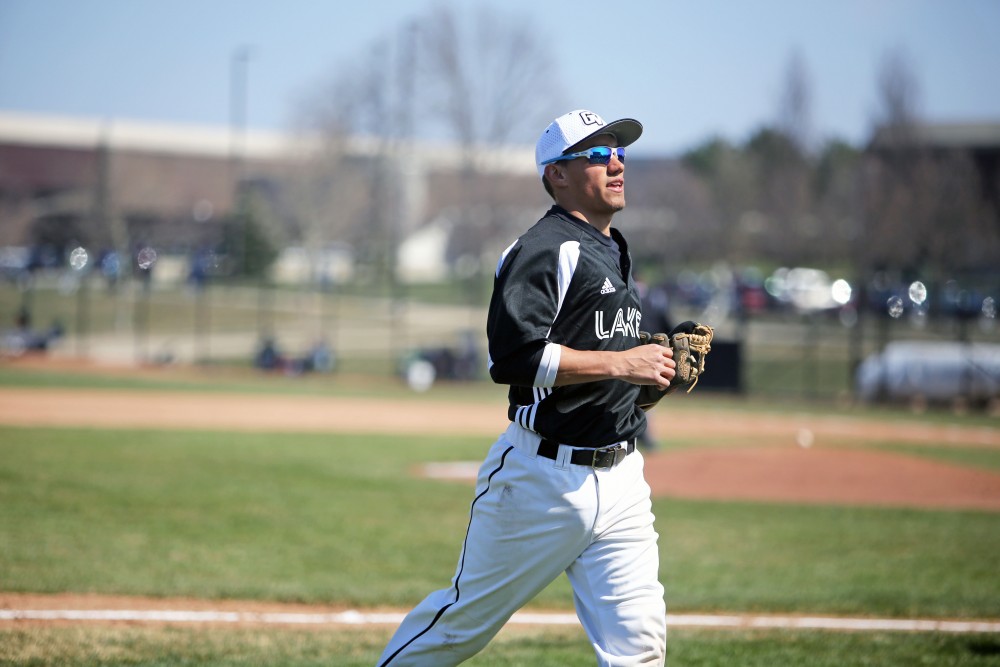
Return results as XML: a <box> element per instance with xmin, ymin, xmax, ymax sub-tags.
<box><xmin>1</xmin><ymin>363</ymin><xmax>999</xmax><ymax>665</ymax></box>
<box><xmin>3</xmin><ymin>425</ymin><xmax>1000</xmax><ymax>617</ymax></box>
<box><xmin>4</xmin><ymin>625</ymin><xmax>1000</xmax><ymax>666</ymax></box>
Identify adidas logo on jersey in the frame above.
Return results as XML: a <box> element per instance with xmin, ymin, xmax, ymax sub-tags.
<box><xmin>600</xmin><ymin>277</ymin><xmax>616</xmax><ymax>294</ymax></box>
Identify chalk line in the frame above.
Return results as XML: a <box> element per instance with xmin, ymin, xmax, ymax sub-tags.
<box><xmin>2</xmin><ymin>609</ymin><xmax>999</xmax><ymax>633</ymax></box>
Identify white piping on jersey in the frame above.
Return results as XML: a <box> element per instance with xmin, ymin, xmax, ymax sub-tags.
<box><xmin>533</xmin><ymin>343</ymin><xmax>561</xmax><ymax>387</ymax></box>
<box><xmin>495</xmin><ymin>238</ymin><xmax>519</xmax><ymax>278</ymax></box>
<box><xmin>509</xmin><ymin>387</ymin><xmax>555</xmax><ymax>431</ymax></box>
<box><xmin>514</xmin><ymin>403</ymin><xmax>538</xmax><ymax>431</ymax></box>
<box><xmin>533</xmin><ymin>386</ymin><xmax>553</xmax><ymax>404</ymax></box>
<box><xmin>551</xmin><ymin>240</ymin><xmax>580</xmax><ymax>329</ymax></box>
<box><xmin>514</xmin><ymin>387</ymin><xmax>554</xmax><ymax>431</ymax></box>
<box><xmin>493</xmin><ymin>236</ymin><xmax>579</xmax><ymax>432</ymax></box>
<box><xmin>489</xmin><ymin>238</ymin><xmax>578</xmax><ymax>385</ymax></box>
<box><xmin>487</xmin><ymin>238</ymin><xmax>522</xmax><ymax>375</ymax></box>
<box><xmin>531</xmin><ymin>240</ymin><xmax>580</xmax><ymax>389</ymax></box>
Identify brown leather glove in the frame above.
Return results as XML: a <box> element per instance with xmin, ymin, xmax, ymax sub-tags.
<box><xmin>636</xmin><ymin>321</ymin><xmax>715</xmax><ymax>411</ymax></box>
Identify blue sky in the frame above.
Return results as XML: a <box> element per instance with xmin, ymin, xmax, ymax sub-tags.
<box><xmin>0</xmin><ymin>0</ymin><xmax>998</xmax><ymax>156</ymax></box>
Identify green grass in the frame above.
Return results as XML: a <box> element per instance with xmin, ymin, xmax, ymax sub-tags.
<box><xmin>870</xmin><ymin>443</ymin><xmax>1000</xmax><ymax>472</ymax></box>
<box><xmin>1</xmin><ymin>364</ymin><xmax>998</xmax><ymax>665</ymax></box>
<box><xmin>744</xmin><ymin>353</ymin><xmax>853</xmax><ymax>398</ymax></box>
<box><xmin>0</xmin><ymin>363</ymin><xmax>508</xmax><ymax>402</ymax></box>
<box><xmin>2</xmin><ymin>425</ymin><xmax>999</xmax><ymax>618</ymax></box>
<box><xmin>3</xmin><ymin>626</ymin><xmax>1000</xmax><ymax>666</ymax></box>
<box><xmin>0</xmin><ymin>427</ymin><xmax>479</xmax><ymax>606</ymax></box>
<box><xmin>667</xmin><ymin>629</ymin><xmax>1000</xmax><ymax>667</ymax></box>
<box><xmin>661</xmin><ymin>499</ymin><xmax>1000</xmax><ymax>618</ymax></box>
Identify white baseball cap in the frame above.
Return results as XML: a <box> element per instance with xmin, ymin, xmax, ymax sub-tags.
<box><xmin>535</xmin><ymin>109</ymin><xmax>643</xmax><ymax>177</ymax></box>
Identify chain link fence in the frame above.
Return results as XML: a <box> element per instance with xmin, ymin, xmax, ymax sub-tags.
<box><xmin>3</xmin><ymin>271</ymin><xmax>999</xmax><ymax>410</ymax></box>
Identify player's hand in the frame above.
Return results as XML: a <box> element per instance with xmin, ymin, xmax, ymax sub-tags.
<box><xmin>620</xmin><ymin>341</ymin><xmax>675</xmax><ymax>389</ymax></box>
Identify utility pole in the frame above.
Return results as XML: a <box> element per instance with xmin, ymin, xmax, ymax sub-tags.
<box><xmin>230</xmin><ymin>46</ymin><xmax>251</xmax><ymax>277</ymax></box>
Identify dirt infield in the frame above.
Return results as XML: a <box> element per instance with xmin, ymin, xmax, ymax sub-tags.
<box><xmin>645</xmin><ymin>447</ymin><xmax>1000</xmax><ymax>511</ymax></box>
<box><xmin>1</xmin><ymin>381</ymin><xmax>999</xmax><ymax>511</ymax></box>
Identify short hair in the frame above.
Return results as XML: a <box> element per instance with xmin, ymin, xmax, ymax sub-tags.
<box><xmin>542</xmin><ymin>173</ymin><xmax>555</xmax><ymax>200</ymax></box>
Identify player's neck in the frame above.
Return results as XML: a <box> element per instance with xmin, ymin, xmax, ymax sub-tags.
<box><xmin>562</xmin><ymin>207</ymin><xmax>614</xmax><ymax>236</ymax></box>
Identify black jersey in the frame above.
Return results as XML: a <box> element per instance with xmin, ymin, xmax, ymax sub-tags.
<box><xmin>487</xmin><ymin>205</ymin><xmax>646</xmax><ymax>448</ymax></box>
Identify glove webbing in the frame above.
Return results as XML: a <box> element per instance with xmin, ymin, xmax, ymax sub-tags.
<box><xmin>673</xmin><ymin>329</ymin><xmax>713</xmax><ymax>392</ymax></box>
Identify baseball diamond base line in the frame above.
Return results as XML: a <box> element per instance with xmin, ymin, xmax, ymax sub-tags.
<box><xmin>2</xmin><ymin>609</ymin><xmax>999</xmax><ymax>634</ymax></box>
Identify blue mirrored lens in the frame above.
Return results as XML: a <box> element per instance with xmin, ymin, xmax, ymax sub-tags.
<box><xmin>586</xmin><ymin>147</ymin><xmax>624</xmax><ymax>164</ymax></box>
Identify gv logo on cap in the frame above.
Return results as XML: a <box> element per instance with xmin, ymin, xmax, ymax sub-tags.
<box><xmin>579</xmin><ymin>111</ymin><xmax>603</xmax><ymax>126</ymax></box>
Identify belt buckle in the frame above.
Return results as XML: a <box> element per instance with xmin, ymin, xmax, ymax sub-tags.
<box><xmin>592</xmin><ymin>444</ymin><xmax>625</xmax><ymax>469</ymax></box>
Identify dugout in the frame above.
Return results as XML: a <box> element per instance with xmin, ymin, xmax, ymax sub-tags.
<box><xmin>692</xmin><ymin>339</ymin><xmax>743</xmax><ymax>393</ymax></box>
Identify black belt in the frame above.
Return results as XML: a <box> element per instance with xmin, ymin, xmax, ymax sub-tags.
<box><xmin>537</xmin><ymin>438</ymin><xmax>636</xmax><ymax>469</ymax></box>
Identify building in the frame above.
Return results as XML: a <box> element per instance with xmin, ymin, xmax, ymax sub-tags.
<box><xmin>0</xmin><ymin>110</ymin><xmax>541</xmax><ymax>282</ymax></box>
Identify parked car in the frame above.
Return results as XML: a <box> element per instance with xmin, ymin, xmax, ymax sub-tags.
<box><xmin>765</xmin><ymin>267</ymin><xmax>846</xmax><ymax>313</ymax></box>
<box><xmin>856</xmin><ymin>340</ymin><xmax>1000</xmax><ymax>406</ymax></box>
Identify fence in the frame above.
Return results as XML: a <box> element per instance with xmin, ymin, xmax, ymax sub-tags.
<box><xmin>2</xmin><ymin>273</ymin><xmax>998</xmax><ymax>407</ymax></box>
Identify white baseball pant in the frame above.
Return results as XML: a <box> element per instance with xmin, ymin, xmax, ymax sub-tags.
<box><xmin>377</xmin><ymin>422</ymin><xmax>666</xmax><ymax>666</ymax></box>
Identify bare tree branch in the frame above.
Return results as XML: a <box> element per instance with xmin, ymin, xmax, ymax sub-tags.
<box><xmin>415</xmin><ymin>3</ymin><xmax>565</xmax><ymax>148</ymax></box>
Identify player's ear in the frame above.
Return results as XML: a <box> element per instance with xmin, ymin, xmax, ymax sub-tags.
<box><xmin>544</xmin><ymin>163</ymin><xmax>570</xmax><ymax>190</ymax></box>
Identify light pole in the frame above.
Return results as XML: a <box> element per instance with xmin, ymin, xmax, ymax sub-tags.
<box><xmin>230</xmin><ymin>46</ymin><xmax>251</xmax><ymax>276</ymax></box>
<box><xmin>230</xmin><ymin>46</ymin><xmax>274</xmax><ymax>344</ymax></box>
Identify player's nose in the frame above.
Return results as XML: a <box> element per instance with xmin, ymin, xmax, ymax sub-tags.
<box><xmin>608</xmin><ymin>151</ymin><xmax>624</xmax><ymax>174</ymax></box>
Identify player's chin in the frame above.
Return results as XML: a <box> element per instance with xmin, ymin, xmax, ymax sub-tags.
<box><xmin>600</xmin><ymin>190</ymin><xmax>624</xmax><ymax>208</ymax></box>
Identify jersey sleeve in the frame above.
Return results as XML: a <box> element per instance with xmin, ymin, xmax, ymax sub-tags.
<box><xmin>486</xmin><ymin>237</ymin><xmax>573</xmax><ymax>387</ymax></box>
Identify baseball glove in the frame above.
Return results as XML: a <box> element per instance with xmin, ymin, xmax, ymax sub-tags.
<box><xmin>636</xmin><ymin>321</ymin><xmax>715</xmax><ymax>411</ymax></box>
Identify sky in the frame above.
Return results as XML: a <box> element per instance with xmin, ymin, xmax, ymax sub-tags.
<box><xmin>0</xmin><ymin>0</ymin><xmax>998</xmax><ymax>157</ymax></box>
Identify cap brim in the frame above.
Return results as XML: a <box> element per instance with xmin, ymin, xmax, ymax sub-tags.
<box><xmin>565</xmin><ymin>118</ymin><xmax>643</xmax><ymax>154</ymax></box>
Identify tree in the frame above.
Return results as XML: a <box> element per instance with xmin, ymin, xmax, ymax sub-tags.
<box><xmin>745</xmin><ymin>128</ymin><xmax>812</xmax><ymax>262</ymax></box>
<box><xmin>292</xmin><ymin>4</ymin><xmax>565</xmax><ymax>290</ymax></box>
<box><xmin>222</xmin><ymin>188</ymin><xmax>279</xmax><ymax>280</ymax></box>
<box><xmin>814</xmin><ymin>139</ymin><xmax>863</xmax><ymax>264</ymax></box>
<box><xmin>777</xmin><ymin>49</ymin><xmax>813</xmax><ymax>154</ymax></box>
<box><xmin>680</xmin><ymin>137</ymin><xmax>760</xmax><ymax>262</ymax></box>
<box><xmin>860</xmin><ymin>48</ymin><xmax>1000</xmax><ymax>280</ymax></box>
<box><xmin>861</xmin><ymin>48</ymin><xmax>930</xmax><ymax>273</ymax></box>
<box><xmin>871</xmin><ymin>48</ymin><xmax>921</xmax><ymax>146</ymax></box>
<box><xmin>415</xmin><ymin>4</ymin><xmax>564</xmax><ymax>149</ymax></box>
<box><xmin>625</xmin><ymin>158</ymin><xmax>718</xmax><ymax>268</ymax></box>
<box><xmin>279</xmin><ymin>118</ymin><xmax>373</xmax><ymax>285</ymax></box>
<box><xmin>414</xmin><ymin>3</ymin><xmax>565</xmax><ymax>289</ymax></box>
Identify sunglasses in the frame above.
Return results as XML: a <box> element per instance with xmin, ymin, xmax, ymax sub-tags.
<box><xmin>541</xmin><ymin>146</ymin><xmax>626</xmax><ymax>166</ymax></box>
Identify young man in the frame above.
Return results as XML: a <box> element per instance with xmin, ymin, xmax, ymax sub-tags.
<box><xmin>377</xmin><ymin>110</ymin><xmax>674</xmax><ymax>666</ymax></box>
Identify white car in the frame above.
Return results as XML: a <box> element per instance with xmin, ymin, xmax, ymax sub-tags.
<box><xmin>856</xmin><ymin>340</ymin><xmax>1000</xmax><ymax>404</ymax></box>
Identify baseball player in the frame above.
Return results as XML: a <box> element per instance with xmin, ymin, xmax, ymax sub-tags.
<box><xmin>377</xmin><ymin>110</ymin><xmax>677</xmax><ymax>666</ymax></box>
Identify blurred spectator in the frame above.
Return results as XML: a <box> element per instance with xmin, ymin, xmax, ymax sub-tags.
<box><xmin>302</xmin><ymin>339</ymin><xmax>335</xmax><ymax>373</ymax></box>
<box><xmin>254</xmin><ymin>337</ymin><xmax>285</xmax><ymax>371</ymax></box>
<box><xmin>189</xmin><ymin>249</ymin><xmax>211</xmax><ymax>289</ymax></box>
<box><xmin>99</xmin><ymin>250</ymin><xmax>121</xmax><ymax>290</ymax></box>
<box><xmin>255</xmin><ymin>337</ymin><xmax>338</xmax><ymax>376</ymax></box>
<box><xmin>735</xmin><ymin>266</ymin><xmax>770</xmax><ymax>316</ymax></box>
<box><xmin>1</xmin><ymin>307</ymin><xmax>63</xmax><ymax>357</ymax></box>
<box><xmin>400</xmin><ymin>330</ymin><xmax>481</xmax><ymax>391</ymax></box>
